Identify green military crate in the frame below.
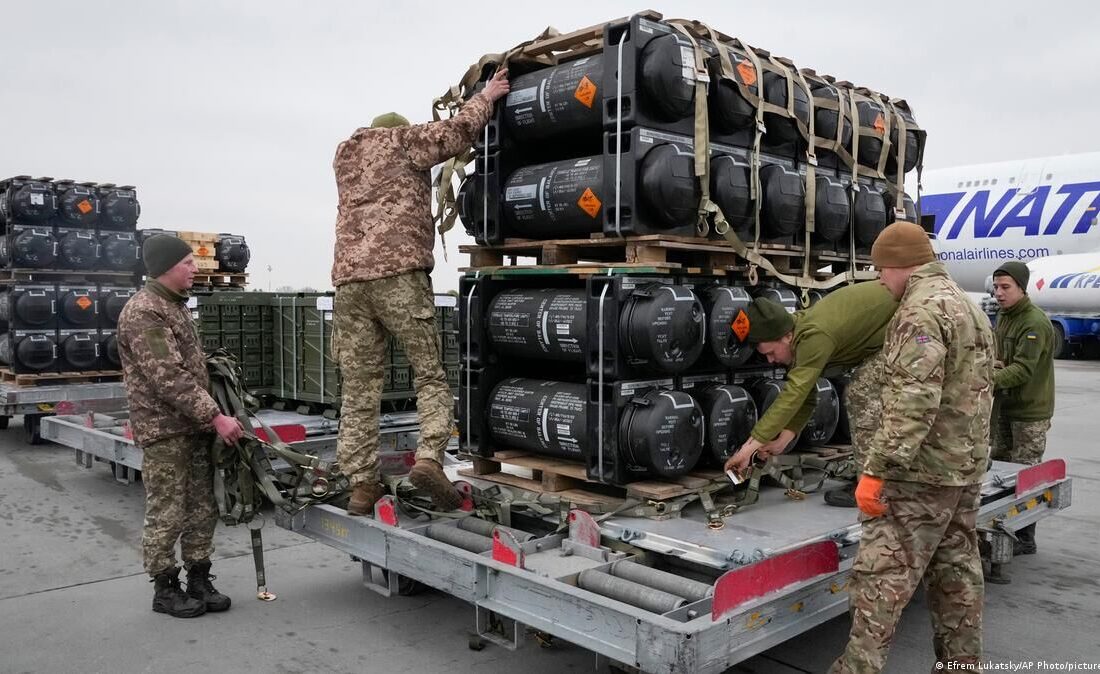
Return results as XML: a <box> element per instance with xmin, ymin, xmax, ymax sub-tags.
<box><xmin>392</xmin><ymin>365</ymin><xmax>412</xmax><ymax>392</ymax></box>
<box><xmin>201</xmin><ymin>333</ymin><xmax>222</xmax><ymax>352</ymax></box>
<box><xmin>446</xmin><ymin>363</ymin><xmax>460</xmax><ymax>392</ymax></box>
<box><xmin>242</xmin><ymin>347</ymin><xmax>264</xmax><ymax>365</ymax></box>
<box><xmin>383</xmin><ymin>367</ymin><xmax>393</xmax><ymax>392</ymax></box>
<box><xmin>241</xmin><ymin>332</ymin><xmax>263</xmax><ymax>350</ymax></box>
<box><xmin>242</xmin><ymin>364</ymin><xmax>264</xmax><ymax>388</ymax></box>
<box><xmin>221</xmin><ymin>331</ymin><xmax>242</xmax><ymax>356</ymax></box>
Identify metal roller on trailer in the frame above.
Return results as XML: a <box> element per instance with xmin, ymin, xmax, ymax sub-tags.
<box><xmin>276</xmin><ymin>458</ymin><xmax>1071</xmax><ymax>673</ymax></box>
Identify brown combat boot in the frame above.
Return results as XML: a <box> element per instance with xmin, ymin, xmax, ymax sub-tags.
<box><xmin>346</xmin><ymin>482</ymin><xmax>387</xmax><ymax>516</ymax></box>
<box><xmin>408</xmin><ymin>459</ymin><xmax>461</xmax><ymax>511</ymax></box>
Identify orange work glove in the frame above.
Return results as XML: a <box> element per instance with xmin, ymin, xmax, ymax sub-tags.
<box><xmin>855</xmin><ymin>475</ymin><xmax>887</xmax><ymax>518</ymax></box>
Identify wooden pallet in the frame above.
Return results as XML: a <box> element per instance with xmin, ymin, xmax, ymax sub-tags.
<box><xmin>460</xmin><ymin>235</ymin><xmax>874</xmax><ymax>280</ymax></box>
<box><xmin>458</xmin><ymin>449</ymin><xmax>727</xmax><ymax>502</ymax></box>
<box><xmin>176</xmin><ymin>230</ymin><xmax>218</xmax><ymax>243</ymax></box>
<box><xmin>0</xmin><ymin>369</ymin><xmax>122</xmax><ymax>387</ymax></box>
<box><xmin>193</xmin><ymin>272</ymin><xmax>248</xmax><ymax>287</ymax></box>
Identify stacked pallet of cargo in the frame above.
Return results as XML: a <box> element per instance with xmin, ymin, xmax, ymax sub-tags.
<box><xmin>138</xmin><ymin>228</ymin><xmax>251</xmax><ymax>288</ymax></box>
<box><xmin>0</xmin><ymin>175</ymin><xmax>143</xmax><ymax>384</ymax></box>
<box><xmin>449</xmin><ymin>11</ymin><xmax>922</xmax><ymax>497</ymax></box>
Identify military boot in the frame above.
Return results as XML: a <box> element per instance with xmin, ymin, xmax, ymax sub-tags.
<box><xmin>347</xmin><ymin>481</ymin><xmax>387</xmax><ymax>516</ymax></box>
<box><xmin>824</xmin><ymin>482</ymin><xmax>857</xmax><ymax>508</ymax></box>
<box><xmin>186</xmin><ymin>561</ymin><xmax>232</xmax><ymax>612</ymax></box>
<box><xmin>152</xmin><ymin>567</ymin><xmax>207</xmax><ymax>618</ymax></box>
<box><xmin>409</xmin><ymin>459</ymin><xmax>461</xmax><ymax>511</ymax></box>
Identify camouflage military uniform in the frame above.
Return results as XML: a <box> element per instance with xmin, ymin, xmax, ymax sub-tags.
<box><xmin>844</xmin><ymin>349</ymin><xmax>887</xmax><ymax>470</ymax></box>
<box><xmin>118</xmin><ymin>279</ymin><xmax>222</xmax><ymax>576</ymax></box>
<box><xmin>831</xmin><ymin>262</ymin><xmax>994</xmax><ymax>673</ymax></box>
<box><xmin>331</xmin><ymin>93</ymin><xmax>492</xmax><ymax>486</ymax></box>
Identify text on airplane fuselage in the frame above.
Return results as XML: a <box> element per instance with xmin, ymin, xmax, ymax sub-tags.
<box><xmin>922</xmin><ymin>181</ymin><xmax>1100</xmax><ymax>240</ymax></box>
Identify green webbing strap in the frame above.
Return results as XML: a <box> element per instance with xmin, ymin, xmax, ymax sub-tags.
<box><xmin>757</xmin><ymin>453</ymin><xmax>854</xmax><ymax>494</ymax></box>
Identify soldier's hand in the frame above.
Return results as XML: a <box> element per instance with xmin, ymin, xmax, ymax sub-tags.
<box><xmin>483</xmin><ymin>68</ymin><xmax>511</xmax><ymax>103</ymax></box>
<box><xmin>213</xmin><ymin>413</ymin><xmax>245</xmax><ymax>446</ymax></box>
<box><xmin>725</xmin><ymin>437</ymin><xmax>764</xmax><ymax>473</ymax></box>
<box><xmin>760</xmin><ymin>429</ymin><xmax>797</xmax><ymax>457</ymax></box>
<box><xmin>855</xmin><ymin>474</ymin><xmax>887</xmax><ymax>517</ymax></box>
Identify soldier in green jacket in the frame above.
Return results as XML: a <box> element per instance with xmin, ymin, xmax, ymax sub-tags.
<box><xmin>990</xmin><ymin>260</ymin><xmax>1055</xmax><ymax>555</ymax></box>
<box><xmin>723</xmin><ymin>281</ymin><xmax>899</xmax><ymax>509</ymax></box>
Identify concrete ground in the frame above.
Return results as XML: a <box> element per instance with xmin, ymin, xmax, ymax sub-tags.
<box><xmin>1</xmin><ymin>360</ymin><xmax>1097</xmax><ymax>674</ymax></box>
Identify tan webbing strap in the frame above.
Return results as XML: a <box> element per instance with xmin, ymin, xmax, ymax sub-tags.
<box><xmin>791</xmin><ymin>67</ymin><xmax>819</xmax><ymax>301</ymax></box>
<box><xmin>667</xmin><ymin>23</ymin><xmax>713</xmax><ymax>237</ymax></box>
<box><xmin>873</xmin><ymin>94</ymin><xmax>894</xmax><ymax>180</ymax></box>
<box><xmin>846</xmin><ymin>88</ymin><xmax>861</xmax><ymax>270</ymax></box>
<box><xmin>886</xmin><ymin>99</ymin><xmax>907</xmax><ymax>216</ymax></box>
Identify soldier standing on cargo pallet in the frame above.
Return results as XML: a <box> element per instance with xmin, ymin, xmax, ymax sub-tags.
<box><xmin>723</xmin><ymin>282</ymin><xmax>899</xmax><ymax>508</ymax></box>
<box><xmin>989</xmin><ymin>260</ymin><xmax>1055</xmax><ymax>556</ymax></box>
<box><xmin>117</xmin><ymin>234</ymin><xmax>245</xmax><ymax>618</ymax></box>
<box><xmin>331</xmin><ymin>68</ymin><xmax>510</xmax><ymax>516</ymax></box>
<box><xmin>830</xmin><ymin>222</ymin><xmax>994</xmax><ymax>673</ymax></box>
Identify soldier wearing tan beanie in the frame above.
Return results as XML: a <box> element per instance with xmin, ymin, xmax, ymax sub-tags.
<box><xmin>830</xmin><ymin>220</ymin><xmax>995</xmax><ymax>672</ymax></box>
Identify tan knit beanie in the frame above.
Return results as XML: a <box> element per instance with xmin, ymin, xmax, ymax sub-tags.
<box><xmin>871</xmin><ymin>221</ymin><xmax>936</xmax><ymax>268</ymax></box>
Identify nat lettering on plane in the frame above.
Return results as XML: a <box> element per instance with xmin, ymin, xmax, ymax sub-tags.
<box><xmin>921</xmin><ymin>182</ymin><xmax>1100</xmax><ymax>240</ymax></box>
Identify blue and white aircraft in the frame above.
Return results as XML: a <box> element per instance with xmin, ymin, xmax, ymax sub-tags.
<box><xmin>919</xmin><ymin>151</ymin><xmax>1100</xmax><ymax>293</ymax></box>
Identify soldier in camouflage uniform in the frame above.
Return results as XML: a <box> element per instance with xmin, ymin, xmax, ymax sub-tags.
<box><xmin>331</xmin><ymin>69</ymin><xmax>510</xmax><ymax>516</ymax></box>
<box><xmin>830</xmin><ymin>221</ymin><xmax>994</xmax><ymax>673</ymax></box>
<box><xmin>723</xmin><ymin>282</ymin><xmax>898</xmax><ymax>508</ymax></box>
<box><xmin>990</xmin><ymin>261</ymin><xmax>1055</xmax><ymax>554</ymax></box>
<box><xmin>118</xmin><ymin>235</ymin><xmax>245</xmax><ymax>618</ymax></box>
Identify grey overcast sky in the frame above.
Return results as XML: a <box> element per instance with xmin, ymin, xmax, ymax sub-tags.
<box><xmin>3</xmin><ymin>1</ymin><xmax>1097</xmax><ymax>291</ymax></box>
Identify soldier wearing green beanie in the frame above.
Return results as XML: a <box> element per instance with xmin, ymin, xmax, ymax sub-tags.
<box><xmin>989</xmin><ymin>260</ymin><xmax>1055</xmax><ymax>556</ymax></box>
<box><xmin>726</xmin><ymin>281</ymin><xmax>900</xmax><ymax>513</ymax></box>
<box><xmin>116</xmin><ymin>233</ymin><xmax>246</xmax><ymax>618</ymax></box>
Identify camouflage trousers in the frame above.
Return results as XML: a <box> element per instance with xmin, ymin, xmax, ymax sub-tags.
<box><xmin>991</xmin><ymin>414</ymin><xmax>1050</xmax><ymax>466</ymax></box>
<box><xmin>141</xmin><ymin>434</ymin><xmax>218</xmax><ymax>577</ymax></box>
<box><xmin>830</xmin><ymin>481</ymin><xmax>984</xmax><ymax>674</ymax></box>
<box><xmin>845</xmin><ymin>350</ymin><xmax>888</xmax><ymax>471</ymax></box>
<box><xmin>333</xmin><ymin>270</ymin><xmax>452</xmax><ymax>486</ymax></box>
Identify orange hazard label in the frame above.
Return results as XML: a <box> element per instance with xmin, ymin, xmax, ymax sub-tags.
<box><xmin>574</xmin><ymin>75</ymin><xmax>597</xmax><ymax>109</ymax></box>
<box><xmin>873</xmin><ymin>113</ymin><xmax>885</xmax><ymax>134</ymax></box>
<box><xmin>736</xmin><ymin>61</ymin><xmax>757</xmax><ymax>87</ymax></box>
<box><xmin>77</xmin><ymin>199</ymin><xmax>93</xmax><ymax>214</ymax></box>
<box><xmin>76</xmin><ymin>296</ymin><xmax>93</xmax><ymax>310</ymax></box>
<box><xmin>197</xmin><ymin>245</ymin><xmax>210</xmax><ymax>256</ymax></box>
<box><xmin>731</xmin><ymin>309</ymin><xmax>751</xmax><ymax>343</ymax></box>
<box><xmin>577</xmin><ymin>187</ymin><xmax>602</xmax><ymax>218</ymax></box>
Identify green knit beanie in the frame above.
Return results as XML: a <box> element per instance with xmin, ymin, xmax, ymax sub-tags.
<box><xmin>371</xmin><ymin>112</ymin><xmax>410</xmax><ymax>128</ymax></box>
<box><xmin>744</xmin><ymin>297</ymin><xmax>795</xmax><ymax>343</ymax></box>
<box><xmin>142</xmin><ymin>234</ymin><xmax>193</xmax><ymax>278</ymax></box>
<box><xmin>994</xmin><ymin>261</ymin><xmax>1030</xmax><ymax>291</ymax></box>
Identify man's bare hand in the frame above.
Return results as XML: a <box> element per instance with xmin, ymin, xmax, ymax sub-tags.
<box><xmin>724</xmin><ymin>437</ymin><xmax>764</xmax><ymax>474</ymax></box>
<box><xmin>760</xmin><ymin>429</ymin><xmax>797</xmax><ymax>457</ymax></box>
<box><xmin>483</xmin><ymin>68</ymin><xmax>511</xmax><ymax>103</ymax></box>
<box><xmin>213</xmin><ymin>413</ymin><xmax>245</xmax><ymax>446</ymax></box>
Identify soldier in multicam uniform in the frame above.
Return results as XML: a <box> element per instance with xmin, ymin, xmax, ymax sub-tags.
<box><xmin>331</xmin><ymin>69</ymin><xmax>510</xmax><ymax>516</ymax></box>
<box><xmin>830</xmin><ymin>221</ymin><xmax>994</xmax><ymax>673</ymax></box>
<box><xmin>989</xmin><ymin>260</ymin><xmax>1055</xmax><ymax>555</ymax></box>
<box><xmin>724</xmin><ymin>283</ymin><xmax>899</xmax><ymax>510</ymax></box>
<box><xmin>118</xmin><ymin>234</ymin><xmax>245</xmax><ymax>618</ymax></box>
